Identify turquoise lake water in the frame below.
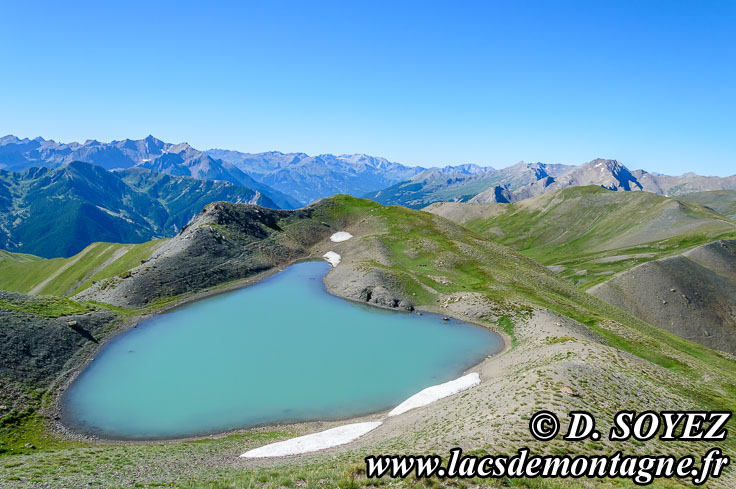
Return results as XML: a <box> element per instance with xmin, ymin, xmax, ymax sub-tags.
<box><xmin>62</xmin><ymin>261</ymin><xmax>503</xmax><ymax>439</ymax></box>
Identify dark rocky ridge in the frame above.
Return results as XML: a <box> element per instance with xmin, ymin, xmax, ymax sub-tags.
<box><xmin>78</xmin><ymin>203</ymin><xmax>324</xmax><ymax>307</ymax></box>
<box><xmin>590</xmin><ymin>239</ymin><xmax>736</xmax><ymax>354</ymax></box>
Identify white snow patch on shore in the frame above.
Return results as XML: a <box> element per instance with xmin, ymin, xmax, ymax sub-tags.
<box><xmin>330</xmin><ymin>231</ymin><xmax>353</xmax><ymax>242</ymax></box>
<box><xmin>389</xmin><ymin>373</ymin><xmax>480</xmax><ymax>417</ymax></box>
<box><xmin>237</xmin><ymin>374</ymin><xmax>484</xmax><ymax>458</ymax></box>
<box><xmin>323</xmin><ymin>251</ymin><xmax>341</xmax><ymax>267</ymax></box>
<box><xmin>240</xmin><ymin>422</ymin><xmax>382</xmax><ymax>458</ymax></box>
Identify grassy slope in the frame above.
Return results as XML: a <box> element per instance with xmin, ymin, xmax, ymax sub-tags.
<box><xmin>678</xmin><ymin>189</ymin><xmax>736</xmax><ymax>219</ymax></box>
<box><xmin>427</xmin><ymin>186</ymin><xmax>736</xmax><ymax>287</ymax></box>
<box><xmin>0</xmin><ymin>250</ymin><xmax>42</xmax><ymax>264</ymax></box>
<box><xmin>0</xmin><ymin>239</ymin><xmax>167</xmax><ymax>296</ymax></box>
<box><xmin>1</xmin><ymin>196</ymin><xmax>735</xmax><ymax>488</ymax></box>
<box><xmin>0</xmin><ymin>295</ymin><xmax>97</xmax><ymax>318</ymax></box>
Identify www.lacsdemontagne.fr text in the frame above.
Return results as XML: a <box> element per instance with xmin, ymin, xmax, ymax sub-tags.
<box><xmin>365</xmin><ymin>447</ymin><xmax>729</xmax><ymax>485</ymax></box>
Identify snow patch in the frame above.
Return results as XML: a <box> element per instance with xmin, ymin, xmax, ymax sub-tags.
<box><xmin>323</xmin><ymin>251</ymin><xmax>341</xmax><ymax>267</ymax></box>
<box><xmin>330</xmin><ymin>231</ymin><xmax>353</xmax><ymax>242</ymax></box>
<box><xmin>237</xmin><ymin>374</ymin><xmax>484</xmax><ymax>458</ymax></box>
<box><xmin>240</xmin><ymin>422</ymin><xmax>382</xmax><ymax>458</ymax></box>
<box><xmin>389</xmin><ymin>373</ymin><xmax>481</xmax><ymax>417</ymax></box>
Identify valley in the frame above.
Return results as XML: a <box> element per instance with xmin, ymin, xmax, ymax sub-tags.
<box><xmin>426</xmin><ymin>186</ymin><xmax>736</xmax><ymax>288</ymax></box>
<box><xmin>590</xmin><ymin>239</ymin><xmax>736</xmax><ymax>354</ymax></box>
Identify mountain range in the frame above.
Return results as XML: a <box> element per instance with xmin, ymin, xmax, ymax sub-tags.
<box><xmin>5</xmin><ymin>135</ymin><xmax>736</xmax><ymax>210</ymax></box>
<box><xmin>207</xmin><ymin>149</ymin><xmax>425</xmax><ymax>204</ymax></box>
<box><xmin>0</xmin><ymin>162</ymin><xmax>274</xmax><ymax>258</ymax></box>
<box><xmin>0</xmin><ymin>135</ymin><xmax>299</xmax><ymax>209</ymax></box>
<box><xmin>2</xmin><ymin>134</ymin><xmax>736</xmax><ymax>258</ymax></box>
<box><xmin>368</xmin><ymin>158</ymin><xmax>736</xmax><ymax>208</ymax></box>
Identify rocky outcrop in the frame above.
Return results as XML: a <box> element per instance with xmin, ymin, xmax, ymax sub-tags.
<box><xmin>358</xmin><ymin>285</ymin><xmax>414</xmax><ymax>310</ymax></box>
<box><xmin>326</xmin><ymin>267</ymin><xmax>414</xmax><ymax>311</ymax></box>
<box><xmin>590</xmin><ymin>240</ymin><xmax>736</xmax><ymax>354</ymax></box>
<box><xmin>469</xmin><ymin>185</ymin><xmax>514</xmax><ymax>204</ymax></box>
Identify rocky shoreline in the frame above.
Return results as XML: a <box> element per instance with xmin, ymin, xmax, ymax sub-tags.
<box><xmin>45</xmin><ymin>246</ymin><xmax>509</xmax><ymax>446</ymax></box>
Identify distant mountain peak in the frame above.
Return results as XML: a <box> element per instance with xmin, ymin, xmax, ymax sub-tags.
<box><xmin>164</xmin><ymin>142</ymin><xmax>194</xmax><ymax>154</ymax></box>
<box><xmin>587</xmin><ymin>158</ymin><xmax>626</xmax><ymax>171</ymax></box>
<box><xmin>0</xmin><ymin>135</ymin><xmax>21</xmax><ymax>144</ymax></box>
<box><xmin>524</xmin><ymin>162</ymin><xmax>550</xmax><ymax>179</ymax></box>
<box><xmin>436</xmin><ymin>163</ymin><xmax>488</xmax><ymax>175</ymax></box>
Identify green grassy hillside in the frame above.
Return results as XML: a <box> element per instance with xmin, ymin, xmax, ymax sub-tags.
<box><xmin>427</xmin><ymin>186</ymin><xmax>736</xmax><ymax>287</ymax></box>
<box><xmin>0</xmin><ymin>239</ymin><xmax>167</xmax><ymax>296</ymax></box>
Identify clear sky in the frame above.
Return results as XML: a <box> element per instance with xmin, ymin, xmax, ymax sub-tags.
<box><xmin>2</xmin><ymin>1</ymin><xmax>734</xmax><ymax>175</ymax></box>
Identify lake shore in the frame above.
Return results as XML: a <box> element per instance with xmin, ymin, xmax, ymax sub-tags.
<box><xmin>46</xmin><ymin>256</ymin><xmax>510</xmax><ymax>447</ymax></box>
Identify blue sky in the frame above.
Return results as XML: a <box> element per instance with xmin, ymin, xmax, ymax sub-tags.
<box><xmin>2</xmin><ymin>1</ymin><xmax>734</xmax><ymax>175</ymax></box>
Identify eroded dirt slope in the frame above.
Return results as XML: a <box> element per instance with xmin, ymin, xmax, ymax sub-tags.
<box><xmin>590</xmin><ymin>239</ymin><xmax>736</xmax><ymax>354</ymax></box>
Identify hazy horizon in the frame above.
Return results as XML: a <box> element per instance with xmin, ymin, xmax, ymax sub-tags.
<box><xmin>2</xmin><ymin>1</ymin><xmax>734</xmax><ymax>176</ymax></box>
<box><xmin>8</xmin><ymin>132</ymin><xmax>735</xmax><ymax>178</ymax></box>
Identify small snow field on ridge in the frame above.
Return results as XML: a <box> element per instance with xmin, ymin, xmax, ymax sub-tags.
<box><xmin>330</xmin><ymin>231</ymin><xmax>353</xmax><ymax>242</ymax></box>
